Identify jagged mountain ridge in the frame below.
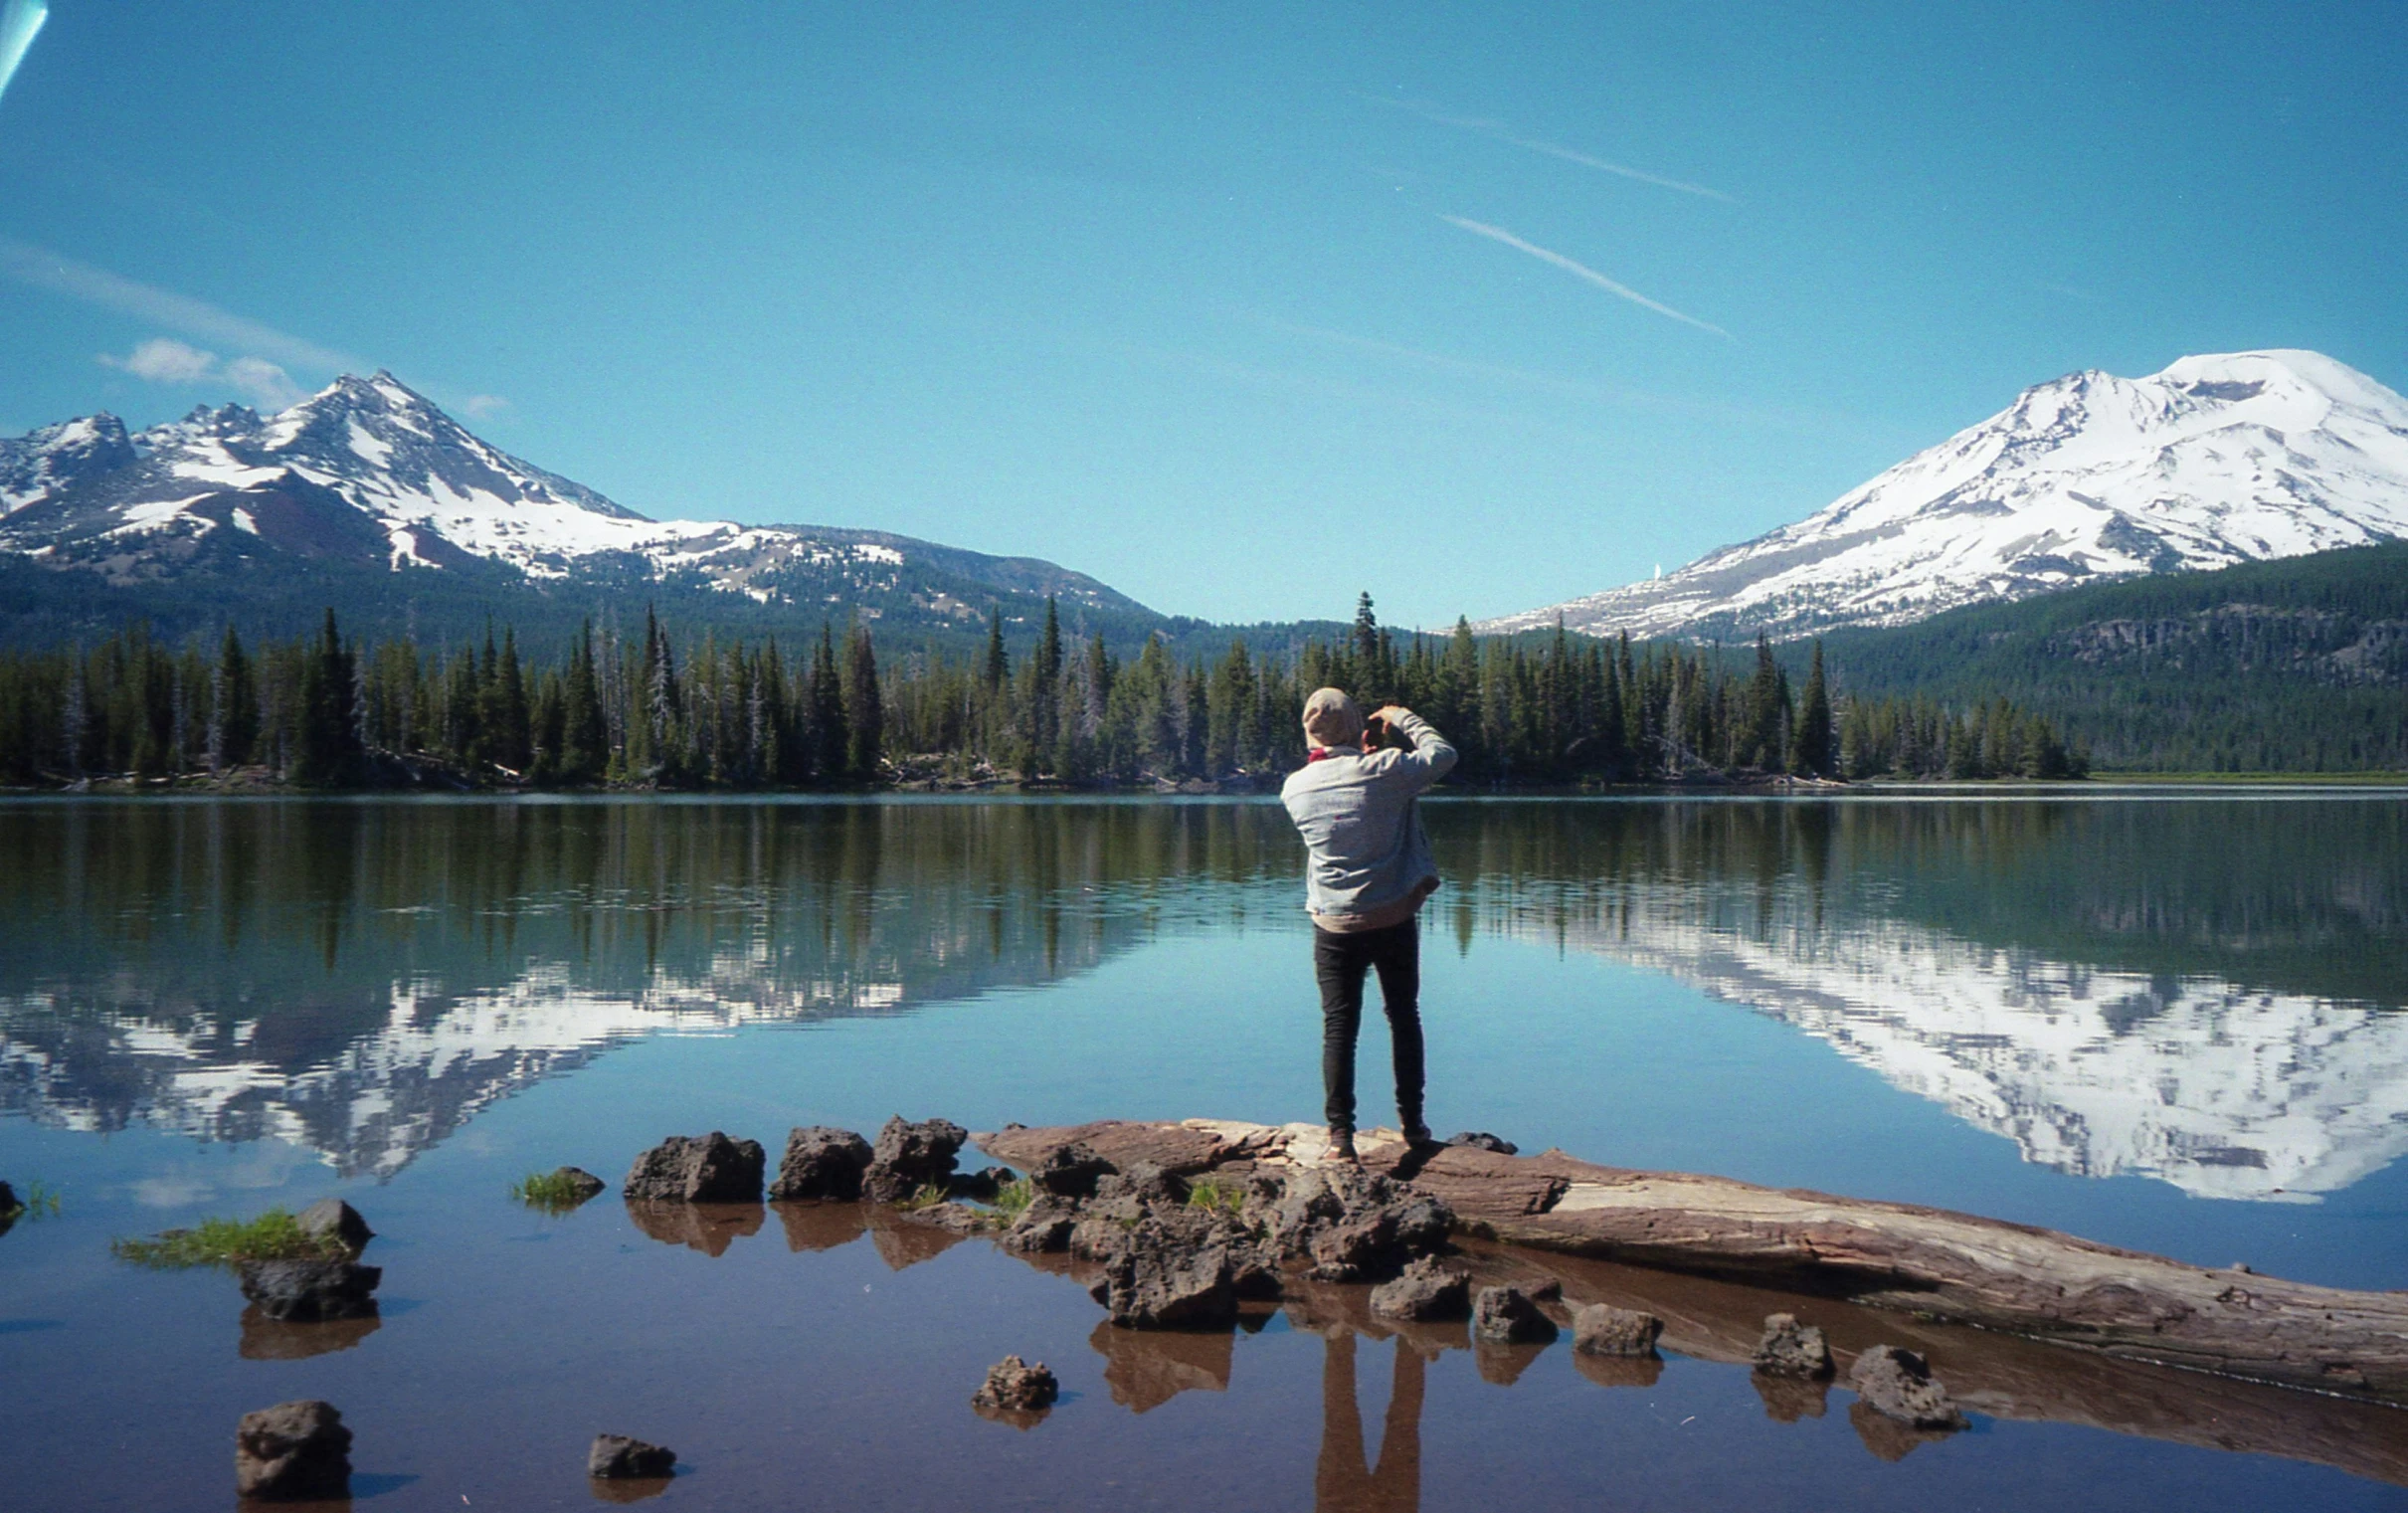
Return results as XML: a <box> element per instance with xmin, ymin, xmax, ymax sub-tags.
<box><xmin>1480</xmin><ymin>350</ymin><xmax>2408</xmax><ymax>642</ymax></box>
<box><xmin>0</xmin><ymin>371</ymin><xmax>1148</xmax><ymax>631</ymax></box>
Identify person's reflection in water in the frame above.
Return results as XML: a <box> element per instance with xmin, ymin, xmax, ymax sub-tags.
<box><xmin>1317</xmin><ymin>1331</ymin><xmax>1423</xmax><ymax>1513</ymax></box>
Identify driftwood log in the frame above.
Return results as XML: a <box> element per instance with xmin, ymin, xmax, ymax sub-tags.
<box><xmin>977</xmin><ymin>1118</ymin><xmax>2408</xmax><ymax>1406</ymax></box>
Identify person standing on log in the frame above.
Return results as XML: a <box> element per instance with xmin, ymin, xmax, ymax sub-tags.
<box><xmin>1280</xmin><ymin>687</ymin><xmax>1456</xmax><ymax>1163</ymax></box>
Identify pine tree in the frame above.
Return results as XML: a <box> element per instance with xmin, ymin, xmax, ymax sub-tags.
<box><xmin>842</xmin><ymin>620</ymin><xmax>883</xmax><ymax>779</ymax></box>
<box><xmin>1795</xmin><ymin>640</ymin><xmax>1834</xmax><ymax>778</ymax></box>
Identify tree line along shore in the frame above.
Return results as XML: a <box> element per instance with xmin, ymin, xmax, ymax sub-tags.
<box><xmin>0</xmin><ymin>595</ymin><xmax>2087</xmax><ymax>792</ymax></box>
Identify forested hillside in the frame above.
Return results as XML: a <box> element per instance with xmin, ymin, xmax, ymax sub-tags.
<box><xmin>1812</xmin><ymin>542</ymin><xmax>2408</xmax><ymax>771</ymax></box>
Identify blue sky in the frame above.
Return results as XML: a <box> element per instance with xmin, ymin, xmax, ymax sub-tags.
<box><xmin>1</xmin><ymin>2</ymin><xmax>2401</xmax><ymax>627</ymax></box>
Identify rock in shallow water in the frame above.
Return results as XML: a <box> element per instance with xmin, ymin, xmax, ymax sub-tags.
<box><xmin>1753</xmin><ymin>1312</ymin><xmax>1834</xmax><ymax>1379</ymax></box>
<box><xmin>769</xmin><ymin>1126</ymin><xmax>872</xmax><ymax>1202</ymax></box>
<box><xmin>1849</xmin><ymin>1344</ymin><xmax>1967</xmax><ymax>1430</ymax></box>
<box><xmin>589</xmin><ymin>1434</ymin><xmax>677</xmax><ymax>1479</ymax></box>
<box><xmin>293</xmin><ymin>1198</ymin><xmax>373</xmax><ymax>1254</ymax></box>
<box><xmin>623</xmin><ymin>1132</ymin><xmax>766</xmax><ymax>1203</ymax></box>
<box><xmin>972</xmin><ymin>1354</ymin><xmax>1060</xmax><ymax>1413</ymax></box>
<box><xmin>238</xmin><ymin>1259</ymin><xmax>381</xmax><ymax>1322</ymax></box>
<box><xmin>1262</xmin><ymin>1165</ymin><xmax>1451</xmax><ymax>1283</ymax></box>
<box><xmin>235</xmin><ymin>1400</ymin><xmax>351</xmax><ymax>1502</ymax></box>
<box><xmin>1369</xmin><ymin>1256</ymin><xmax>1470</xmax><ymax>1321</ymax></box>
<box><xmin>863</xmin><ymin>1116</ymin><xmax>969</xmax><ymax>1204</ymax></box>
<box><xmin>1572</xmin><ymin>1304</ymin><xmax>1663</xmax><ymax>1357</ymax></box>
<box><xmin>1470</xmin><ymin>1285</ymin><xmax>1558</xmax><ymax>1345</ymax></box>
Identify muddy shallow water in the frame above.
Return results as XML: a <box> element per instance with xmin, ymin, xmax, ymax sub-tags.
<box><xmin>4</xmin><ymin>794</ymin><xmax>2407</xmax><ymax>1509</ymax></box>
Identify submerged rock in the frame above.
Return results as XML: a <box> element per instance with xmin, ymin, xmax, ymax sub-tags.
<box><xmin>1369</xmin><ymin>1256</ymin><xmax>1471</xmax><ymax>1321</ymax></box>
<box><xmin>1470</xmin><ymin>1285</ymin><xmax>1558</xmax><ymax>1345</ymax></box>
<box><xmin>1446</xmin><ymin>1132</ymin><xmax>1519</xmax><ymax>1155</ymax></box>
<box><xmin>1753</xmin><ymin>1313</ymin><xmax>1834</xmax><ymax>1379</ymax></box>
<box><xmin>0</xmin><ymin>1180</ymin><xmax>20</xmax><ymax>1215</ymax></box>
<box><xmin>538</xmin><ymin>1167</ymin><xmax>609</xmax><ymax>1209</ymax></box>
<box><xmin>589</xmin><ymin>1434</ymin><xmax>677</xmax><ymax>1479</ymax></box>
<box><xmin>769</xmin><ymin>1127</ymin><xmax>872</xmax><ymax>1202</ymax></box>
<box><xmin>623</xmin><ymin>1132</ymin><xmax>766</xmax><ymax>1203</ymax></box>
<box><xmin>1572</xmin><ymin>1304</ymin><xmax>1662</xmax><ymax>1357</ymax></box>
<box><xmin>293</xmin><ymin>1198</ymin><xmax>374</xmax><ymax>1255</ymax></box>
<box><xmin>1029</xmin><ymin>1141</ymin><xmax>1116</xmax><ymax>1200</ymax></box>
<box><xmin>1849</xmin><ymin>1345</ymin><xmax>1967</xmax><ymax>1430</ymax></box>
<box><xmin>971</xmin><ymin>1354</ymin><xmax>1060</xmax><ymax>1413</ymax></box>
<box><xmin>235</xmin><ymin>1400</ymin><xmax>351</xmax><ymax>1502</ymax></box>
<box><xmin>238</xmin><ymin>1259</ymin><xmax>381</xmax><ymax>1322</ymax></box>
<box><xmin>863</xmin><ymin>1116</ymin><xmax>969</xmax><ymax>1204</ymax></box>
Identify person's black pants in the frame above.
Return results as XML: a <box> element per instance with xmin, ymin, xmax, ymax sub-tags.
<box><xmin>1313</xmin><ymin>919</ymin><xmax>1424</xmax><ymax>1134</ymax></box>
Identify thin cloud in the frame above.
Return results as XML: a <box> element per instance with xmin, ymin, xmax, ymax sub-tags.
<box><xmin>1371</xmin><ymin>95</ymin><xmax>1735</xmax><ymax>203</ymax></box>
<box><xmin>98</xmin><ymin>337</ymin><xmax>304</xmax><ymax>409</ymax></box>
<box><xmin>1440</xmin><ymin>217</ymin><xmax>1732</xmax><ymax>340</ymax></box>
<box><xmin>7</xmin><ymin>236</ymin><xmax>508</xmax><ymax>420</ymax></box>
<box><xmin>0</xmin><ymin>0</ymin><xmax>46</xmax><ymax>108</ymax></box>
<box><xmin>2</xmin><ymin>235</ymin><xmax>363</xmax><ymax>374</ymax></box>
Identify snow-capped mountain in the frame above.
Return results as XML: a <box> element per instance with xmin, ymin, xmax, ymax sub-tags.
<box><xmin>1480</xmin><ymin>349</ymin><xmax>2408</xmax><ymax>641</ymax></box>
<box><xmin>0</xmin><ymin>371</ymin><xmax>1141</xmax><ymax>618</ymax></box>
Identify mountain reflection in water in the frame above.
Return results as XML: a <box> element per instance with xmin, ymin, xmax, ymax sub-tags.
<box><xmin>0</xmin><ymin>795</ymin><xmax>2401</xmax><ymax>1200</ymax></box>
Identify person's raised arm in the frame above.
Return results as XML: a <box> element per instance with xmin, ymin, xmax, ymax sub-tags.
<box><xmin>1369</xmin><ymin>704</ymin><xmax>1456</xmax><ymax>792</ymax></box>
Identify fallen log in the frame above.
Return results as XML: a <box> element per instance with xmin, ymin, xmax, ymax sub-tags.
<box><xmin>976</xmin><ymin>1118</ymin><xmax>2408</xmax><ymax>1405</ymax></box>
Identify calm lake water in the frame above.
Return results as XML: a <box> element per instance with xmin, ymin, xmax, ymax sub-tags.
<box><xmin>3</xmin><ymin>793</ymin><xmax>2406</xmax><ymax>1510</ymax></box>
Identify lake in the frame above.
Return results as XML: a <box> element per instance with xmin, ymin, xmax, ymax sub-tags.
<box><xmin>3</xmin><ymin>792</ymin><xmax>2406</xmax><ymax>1510</ymax></box>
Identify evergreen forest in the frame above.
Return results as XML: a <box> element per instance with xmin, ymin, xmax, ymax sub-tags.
<box><xmin>0</xmin><ymin>595</ymin><xmax>2084</xmax><ymax>791</ymax></box>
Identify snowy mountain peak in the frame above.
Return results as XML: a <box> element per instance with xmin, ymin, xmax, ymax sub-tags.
<box><xmin>0</xmin><ymin>373</ymin><xmax>1145</xmax><ymax>619</ymax></box>
<box><xmin>1480</xmin><ymin>349</ymin><xmax>2408</xmax><ymax>642</ymax></box>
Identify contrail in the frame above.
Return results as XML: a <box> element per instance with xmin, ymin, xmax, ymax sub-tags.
<box><xmin>0</xmin><ymin>234</ymin><xmax>366</xmax><ymax>373</ymax></box>
<box><xmin>1370</xmin><ymin>95</ymin><xmax>1735</xmax><ymax>203</ymax></box>
<box><xmin>1440</xmin><ymin>216</ymin><xmax>1731</xmax><ymax>340</ymax></box>
<box><xmin>0</xmin><ymin>0</ymin><xmax>48</xmax><ymax>107</ymax></box>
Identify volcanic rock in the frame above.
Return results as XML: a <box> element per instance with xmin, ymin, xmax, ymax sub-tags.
<box><xmin>234</xmin><ymin>1400</ymin><xmax>352</xmax><ymax>1501</ymax></box>
<box><xmin>237</xmin><ymin>1259</ymin><xmax>381</xmax><ymax>1322</ymax></box>
<box><xmin>1000</xmin><ymin>1194</ymin><xmax>1080</xmax><ymax>1254</ymax></box>
<box><xmin>623</xmin><ymin>1132</ymin><xmax>766</xmax><ymax>1203</ymax></box>
<box><xmin>589</xmin><ymin>1434</ymin><xmax>677</xmax><ymax>1479</ymax></box>
<box><xmin>768</xmin><ymin>1127</ymin><xmax>872</xmax><ymax>1202</ymax></box>
<box><xmin>1369</xmin><ymin>1256</ymin><xmax>1471</xmax><ymax>1322</ymax></box>
<box><xmin>1447</xmin><ymin>1132</ymin><xmax>1519</xmax><ymax>1155</ymax></box>
<box><xmin>1470</xmin><ymin>1285</ymin><xmax>1558</xmax><ymax>1345</ymax></box>
<box><xmin>1029</xmin><ymin>1140</ymin><xmax>1116</xmax><ymax>1199</ymax></box>
<box><xmin>971</xmin><ymin>1355</ymin><xmax>1060</xmax><ymax>1413</ymax></box>
<box><xmin>1090</xmin><ymin>1220</ymin><xmax>1240</xmax><ymax>1330</ymax></box>
<box><xmin>293</xmin><ymin>1198</ymin><xmax>374</xmax><ymax>1254</ymax></box>
<box><xmin>1849</xmin><ymin>1344</ymin><xmax>1968</xmax><ymax>1430</ymax></box>
<box><xmin>1261</xmin><ymin>1165</ymin><xmax>1451</xmax><ymax>1282</ymax></box>
<box><xmin>1572</xmin><ymin>1304</ymin><xmax>1663</xmax><ymax>1357</ymax></box>
<box><xmin>863</xmin><ymin>1116</ymin><xmax>970</xmax><ymax>1204</ymax></box>
<box><xmin>1753</xmin><ymin>1313</ymin><xmax>1834</xmax><ymax>1379</ymax></box>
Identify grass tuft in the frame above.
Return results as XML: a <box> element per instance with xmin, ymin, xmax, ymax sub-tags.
<box><xmin>2</xmin><ymin>1179</ymin><xmax>63</xmax><ymax>1222</ymax></box>
<box><xmin>510</xmin><ymin>1171</ymin><xmax>595</xmax><ymax>1214</ymax></box>
<box><xmin>109</xmin><ymin>1209</ymin><xmax>348</xmax><ymax>1270</ymax></box>
<box><xmin>898</xmin><ymin>1183</ymin><xmax>951</xmax><ymax>1212</ymax></box>
<box><xmin>1187</xmin><ymin>1179</ymin><xmax>1245</xmax><ymax>1216</ymax></box>
<box><xmin>990</xmin><ymin>1177</ymin><xmax>1036</xmax><ymax>1219</ymax></box>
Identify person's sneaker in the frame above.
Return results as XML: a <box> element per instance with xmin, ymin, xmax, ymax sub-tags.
<box><xmin>1401</xmin><ymin>1120</ymin><xmax>1435</xmax><ymax>1150</ymax></box>
<box><xmin>1326</xmin><ymin>1128</ymin><xmax>1360</xmax><ymax>1164</ymax></box>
